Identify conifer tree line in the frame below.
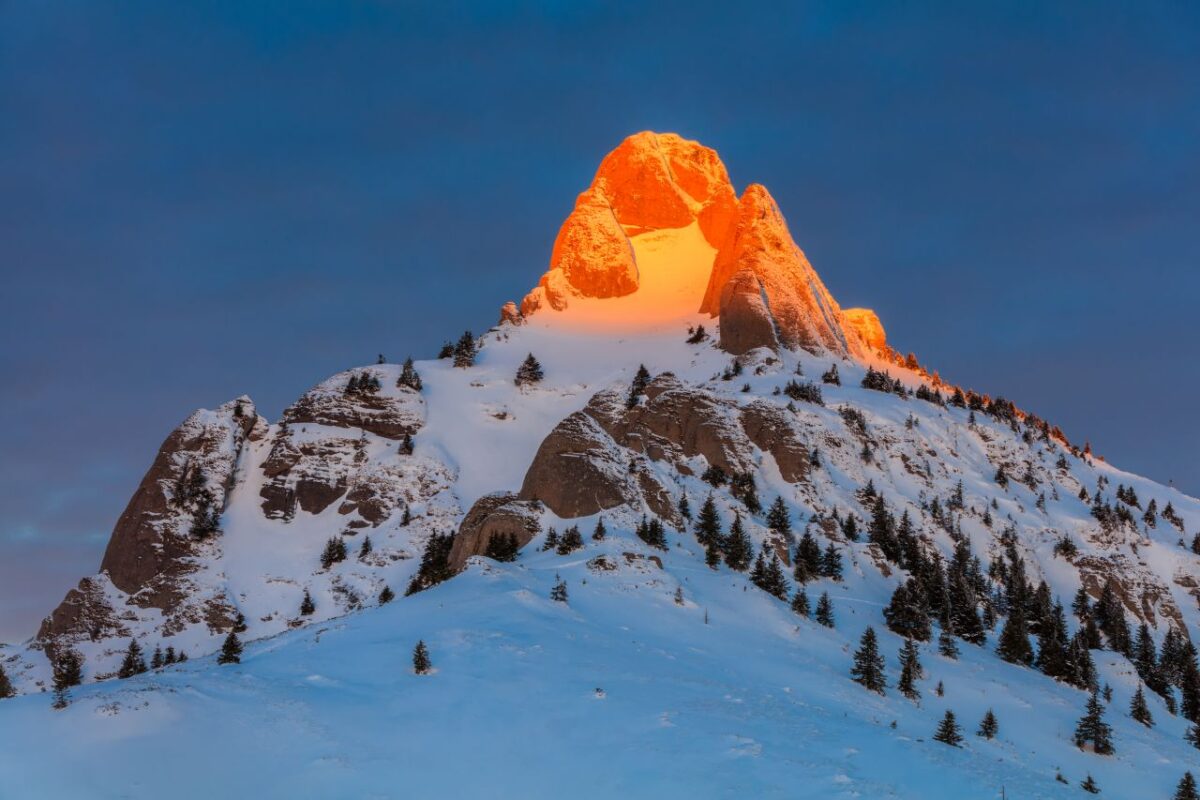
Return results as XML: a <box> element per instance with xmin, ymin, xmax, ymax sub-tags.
<box><xmin>344</xmin><ymin>370</ymin><xmax>382</xmax><ymax>396</ymax></box>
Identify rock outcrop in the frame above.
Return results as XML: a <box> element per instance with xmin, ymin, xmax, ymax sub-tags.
<box><xmin>449</xmin><ymin>493</ymin><xmax>544</xmax><ymax>570</ymax></box>
<box><xmin>717</xmin><ymin>268</ymin><xmax>779</xmax><ymax>355</ymax></box>
<box><xmin>842</xmin><ymin>308</ymin><xmax>887</xmax><ymax>354</ymax></box>
<box><xmin>39</xmin><ymin>397</ymin><xmax>265</xmax><ymax>644</ymax></box>
<box><xmin>521</xmin><ymin>132</ymin><xmax>738</xmax><ymax>315</ymax></box>
<box><xmin>703</xmin><ymin>184</ymin><xmax>864</xmax><ymax>357</ymax></box>
<box><xmin>520</xmin><ymin>373</ymin><xmax>814</xmax><ymax>522</ymax></box>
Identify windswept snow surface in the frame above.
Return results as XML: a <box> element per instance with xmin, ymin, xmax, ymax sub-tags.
<box><xmin>3</xmin><ymin>319</ymin><xmax>1200</xmax><ymax>798</ymax></box>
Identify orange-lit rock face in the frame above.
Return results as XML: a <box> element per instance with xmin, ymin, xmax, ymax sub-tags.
<box><xmin>703</xmin><ymin>184</ymin><xmax>863</xmax><ymax>357</ymax></box>
<box><xmin>520</xmin><ymin>132</ymin><xmax>738</xmax><ymax>318</ymax></box>
<box><xmin>718</xmin><ymin>268</ymin><xmax>779</xmax><ymax>355</ymax></box>
<box><xmin>842</xmin><ymin>308</ymin><xmax>887</xmax><ymax>353</ymax></box>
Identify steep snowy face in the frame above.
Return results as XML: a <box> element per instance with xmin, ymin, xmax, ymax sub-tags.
<box><xmin>518</xmin><ymin>132</ymin><xmax>867</xmax><ymax>359</ymax></box>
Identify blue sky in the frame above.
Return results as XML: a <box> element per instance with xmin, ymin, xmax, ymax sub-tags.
<box><xmin>1</xmin><ymin>0</ymin><xmax>1198</xmax><ymax>641</ymax></box>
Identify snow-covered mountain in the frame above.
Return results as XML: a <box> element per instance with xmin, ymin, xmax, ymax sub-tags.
<box><xmin>2</xmin><ymin>132</ymin><xmax>1199</xmax><ymax>799</ymax></box>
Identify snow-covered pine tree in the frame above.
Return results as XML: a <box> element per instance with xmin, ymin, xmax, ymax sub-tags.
<box><xmin>1176</xmin><ymin>773</ymin><xmax>1200</xmax><ymax>800</ymax></box>
<box><xmin>514</xmin><ymin>353</ymin><xmax>544</xmax><ymax>387</ymax></box>
<box><xmin>592</xmin><ymin>517</ymin><xmax>607</xmax><ymax>541</ymax></box>
<box><xmin>1074</xmin><ymin>692</ymin><xmax>1114</xmax><ymax>754</ymax></box>
<box><xmin>300</xmin><ymin>589</ymin><xmax>315</xmax><ymax>616</ymax></box>
<box><xmin>1130</xmin><ymin>684</ymin><xmax>1154</xmax><ymax>727</ymax></box>
<box><xmin>359</xmin><ymin>536</ymin><xmax>373</xmax><ymax>560</ymax></box>
<box><xmin>850</xmin><ymin>627</ymin><xmax>886</xmax><ymax>694</ymax></box>
<box><xmin>413</xmin><ymin>640</ymin><xmax>432</xmax><ymax>675</ymax></box>
<box><xmin>397</xmin><ymin>357</ymin><xmax>422</xmax><ymax>391</ymax></box>
<box><xmin>117</xmin><ymin>639</ymin><xmax>147</xmax><ymax>679</ymax></box>
<box><xmin>1080</xmin><ymin>774</ymin><xmax>1100</xmax><ymax>794</ymax></box>
<box><xmin>452</xmin><ymin>331</ymin><xmax>477</xmax><ymax>368</ymax></box>
<box><xmin>550</xmin><ymin>576</ymin><xmax>569</xmax><ymax>604</ymax></box>
<box><xmin>897</xmin><ymin>639</ymin><xmax>922</xmax><ymax>701</ymax></box>
<box><xmin>815</xmin><ymin>592</ymin><xmax>835</xmax><ymax>628</ymax></box>
<box><xmin>933</xmin><ymin>710</ymin><xmax>963</xmax><ymax>746</ymax></box>
<box><xmin>723</xmin><ymin>514</ymin><xmax>752</xmax><ymax>571</ymax></box>
<box><xmin>791</xmin><ymin>589</ymin><xmax>810</xmax><ymax>617</ymax></box>
<box><xmin>626</xmin><ymin>364</ymin><xmax>651</xmax><ymax>408</ymax></box>
<box><xmin>151</xmin><ymin>645</ymin><xmax>163</xmax><ymax>670</ymax></box>
<box><xmin>997</xmin><ymin>605</ymin><xmax>1033</xmax><ymax>665</ymax></box>
<box><xmin>217</xmin><ymin>632</ymin><xmax>243</xmax><ymax>665</ymax></box>
<box><xmin>766</xmin><ymin>496</ymin><xmax>790</xmax><ymax>536</ymax></box>
<box><xmin>977</xmin><ymin>709</ymin><xmax>998</xmax><ymax>739</ymax></box>
<box><xmin>884</xmin><ymin>579</ymin><xmax>931</xmax><ymax>642</ymax></box>
<box><xmin>379</xmin><ymin>585</ymin><xmax>395</xmax><ymax>605</ymax></box>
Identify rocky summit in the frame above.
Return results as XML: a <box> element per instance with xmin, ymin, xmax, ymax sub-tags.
<box><xmin>3</xmin><ymin>133</ymin><xmax>1199</xmax><ymax>800</ymax></box>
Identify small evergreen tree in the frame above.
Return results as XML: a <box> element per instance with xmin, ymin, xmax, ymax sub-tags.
<box><xmin>997</xmin><ymin>607</ymin><xmax>1034</xmax><ymax>665</ymax></box>
<box><xmin>1130</xmin><ymin>684</ymin><xmax>1154</xmax><ymax>727</ymax></box>
<box><xmin>413</xmin><ymin>640</ymin><xmax>432</xmax><ymax>675</ymax></box>
<box><xmin>977</xmin><ymin>709</ymin><xmax>998</xmax><ymax>739</ymax></box>
<box><xmin>550</xmin><ymin>575</ymin><xmax>569</xmax><ymax>604</ymax></box>
<box><xmin>217</xmin><ymin>632</ymin><xmax>243</xmax><ymax>665</ymax></box>
<box><xmin>151</xmin><ymin>645</ymin><xmax>163</xmax><ymax>669</ymax></box>
<box><xmin>117</xmin><ymin>639</ymin><xmax>148</xmax><ymax>679</ymax></box>
<box><xmin>1177</xmin><ymin>772</ymin><xmax>1200</xmax><ymax>800</ymax></box>
<box><xmin>1080</xmin><ymin>774</ymin><xmax>1100</xmax><ymax>794</ymax></box>
<box><xmin>1074</xmin><ymin>692</ymin><xmax>1114</xmax><ymax>754</ymax></box>
<box><xmin>233</xmin><ymin>612</ymin><xmax>248</xmax><ymax>633</ymax></box>
<box><xmin>933</xmin><ymin>710</ymin><xmax>963</xmax><ymax>746</ymax></box>
<box><xmin>320</xmin><ymin>536</ymin><xmax>348</xmax><ymax>570</ymax></box>
<box><xmin>452</xmin><ymin>331</ymin><xmax>477</xmax><ymax>368</ymax></box>
<box><xmin>723</xmin><ymin>514</ymin><xmax>752</xmax><ymax>572</ymax></box>
<box><xmin>850</xmin><ymin>627</ymin><xmax>886</xmax><ymax>694</ymax></box>
<box><xmin>557</xmin><ymin>525</ymin><xmax>585</xmax><ymax>554</ymax></box>
<box><xmin>695</xmin><ymin>494</ymin><xmax>722</xmax><ymax>548</ymax></box>
<box><xmin>626</xmin><ymin>364</ymin><xmax>652</xmax><ymax>408</ymax></box>
<box><xmin>791</xmin><ymin>589</ymin><xmax>811</xmax><ymax>617</ymax></box>
<box><xmin>815</xmin><ymin>592</ymin><xmax>835</xmax><ymax>628</ymax></box>
<box><xmin>515</xmin><ymin>353</ymin><xmax>545</xmax><ymax>387</ymax></box>
<box><xmin>592</xmin><ymin>518</ymin><xmax>607</xmax><ymax>541</ymax></box>
<box><xmin>397</xmin><ymin>357</ymin><xmax>423</xmax><ymax>391</ymax></box>
<box><xmin>820</xmin><ymin>544</ymin><xmax>844</xmax><ymax>582</ymax></box>
<box><xmin>164</xmin><ymin>646</ymin><xmax>177</xmax><ymax>665</ymax></box>
<box><xmin>300</xmin><ymin>589</ymin><xmax>315</xmax><ymax>616</ymax></box>
<box><xmin>766</xmin><ymin>497</ymin><xmax>791</xmax><ymax>536</ymax></box>
<box><xmin>359</xmin><ymin>536</ymin><xmax>373</xmax><ymax>560</ymax></box>
<box><xmin>898</xmin><ymin>639</ymin><xmax>923</xmax><ymax>701</ymax></box>
<box><xmin>884</xmin><ymin>580</ymin><xmax>931</xmax><ymax>642</ymax></box>
<box><xmin>0</xmin><ymin>663</ymin><xmax>15</xmax><ymax>699</ymax></box>
<box><xmin>379</xmin><ymin>585</ymin><xmax>395</xmax><ymax>604</ymax></box>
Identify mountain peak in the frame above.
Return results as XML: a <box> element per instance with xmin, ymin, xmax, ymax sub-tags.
<box><xmin>516</xmin><ymin>133</ymin><xmax>867</xmax><ymax>358</ymax></box>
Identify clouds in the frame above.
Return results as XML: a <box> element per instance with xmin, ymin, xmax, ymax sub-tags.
<box><xmin>1</xmin><ymin>0</ymin><xmax>1198</xmax><ymax>641</ymax></box>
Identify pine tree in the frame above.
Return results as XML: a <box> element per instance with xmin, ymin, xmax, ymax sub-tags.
<box><xmin>359</xmin><ymin>535</ymin><xmax>373</xmax><ymax>560</ymax></box>
<box><xmin>550</xmin><ymin>575</ymin><xmax>569</xmax><ymax>604</ymax></box>
<box><xmin>898</xmin><ymin>639</ymin><xmax>923</xmax><ymax>701</ymax></box>
<box><xmin>1080</xmin><ymin>774</ymin><xmax>1100</xmax><ymax>794</ymax></box>
<box><xmin>543</xmin><ymin>528</ymin><xmax>559</xmax><ymax>551</ymax></box>
<box><xmin>397</xmin><ymin>357</ymin><xmax>423</xmax><ymax>391</ymax></box>
<box><xmin>515</xmin><ymin>353</ymin><xmax>544</xmax><ymax>387</ymax></box>
<box><xmin>151</xmin><ymin>645</ymin><xmax>164</xmax><ymax>670</ymax></box>
<box><xmin>412</xmin><ymin>640</ymin><xmax>432</xmax><ymax>675</ymax></box>
<box><xmin>0</xmin><ymin>663</ymin><xmax>15</xmax><ymax>699</ymax></box>
<box><xmin>300</xmin><ymin>589</ymin><xmax>315</xmax><ymax>616</ymax></box>
<box><xmin>233</xmin><ymin>612</ymin><xmax>248</xmax><ymax>633</ymax></box>
<box><xmin>452</xmin><ymin>331</ymin><xmax>477</xmax><ymax>368</ymax></box>
<box><xmin>1130</xmin><ymin>684</ymin><xmax>1154</xmax><ymax>727</ymax></box>
<box><xmin>217</xmin><ymin>632</ymin><xmax>243</xmax><ymax>665</ymax></box>
<box><xmin>705</xmin><ymin>541</ymin><xmax>722</xmax><ymax>569</ymax></box>
<box><xmin>557</xmin><ymin>525</ymin><xmax>585</xmax><ymax>554</ymax></box>
<box><xmin>406</xmin><ymin>532</ymin><xmax>455</xmax><ymax>595</ymax></box>
<box><xmin>626</xmin><ymin>364</ymin><xmax>652</xmax><ymax>408</ymax></box>
<box><xmin>695</xmin><ymin>495</ymin><xmax>722</xmax><ymax>548</ymax></box>
<box><xmin>592</xmin><ymin>518</ymin><xmax>607</xmax><ymax>541</ymax></box>
<box><xmin>1176</xmin><ymin>773</ymin><xmax>1199</xmax><ymax>800</ymax></box>
<box><xmin>820</xmin><ymin>544</ymin><xmax>844</xmax><ymax>582</ymax></box>
<box><xmin>977</xmin><ymin>709</ymin><xmax>998</xmax><ymax>739</ymax></box>
<box><xmin>793</xmin><ymin>531</ymin><xmax>822</xmax><ymax>583</ymax></box>
<box><xmin>815</xmin><ymin>592</ymin><xmax>835</xmax><ymax>628</ymax></box>
<box><xmin>1074</xmin><ymin>692</ymin><xmax>1114</xmax><ymax>754</ymax></box>
<box><xmin>938</xmin><ymin>616</ymin><xmax>960</xmax><ymax>659</ymax></box>
<box><xmin>997</xmin><ymin>606</ymin><xmax>1034</xmax><ymax>666</ymax></box>
<box><xmin>791</xmin><ymin>589</ymin><xmax>811</xmax><ymax>617</ymax></box>
<box><xmin>933</xmin><ymin>710</ymin><xmax>963</xmax><ymax>746</ymax></box>
<box><xmin>320</xmin><ymin>536</ymin><xmax>348</xmax><ymax>570</ymax></box>
<box><xmin>1187</xmin><ymin>725</ymin><xmax>1200</xmax><ymax>750</ymax></box>
<box><xmin>164</xmin><ymin>646</ymin><xmax>177</xmax><ymax>665</ymax></box>
<box><xmin>379</xmin><ymin>585</ymin><xmax>395</xmax><ymax>605</ymax></box>
<box><xmin>884</xmin><ymin>580</ymin><xmax>931</xmax><ymax>642</ymax></box>
<box><xmin>850</xmin><ymin>627</ymin><xmax>886</xmax><ymax>694</ymax></box>
<box><xmin>723</xmin><ymin>514</ymin><xmax>752</xmax><ymax>571</ymax></box>
<box><xmin>766</xmin><ymin>497</ymin><xmax>790</xmax><ymax>536</ymax></box>
<box><xmin>117</xmin><ymin>639</ymin><xmax>148</xmax><ymax>679</ymax></box>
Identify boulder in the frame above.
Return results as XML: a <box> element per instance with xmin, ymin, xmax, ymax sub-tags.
<box><xmin>518</xmin><ymin>411</ymin><xmax>635</xmax><ymax>517</ymax></box>
<box><xmin>449</xmin><ymin>493</ymin><xmax>543</xmax><ymax>570</ymax></box>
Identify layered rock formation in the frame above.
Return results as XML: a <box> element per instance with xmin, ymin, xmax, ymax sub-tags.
<box><xmin>842</xmin><ymin>308</ymin><xmax>887</xmax><ymax>355</ymax></box>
